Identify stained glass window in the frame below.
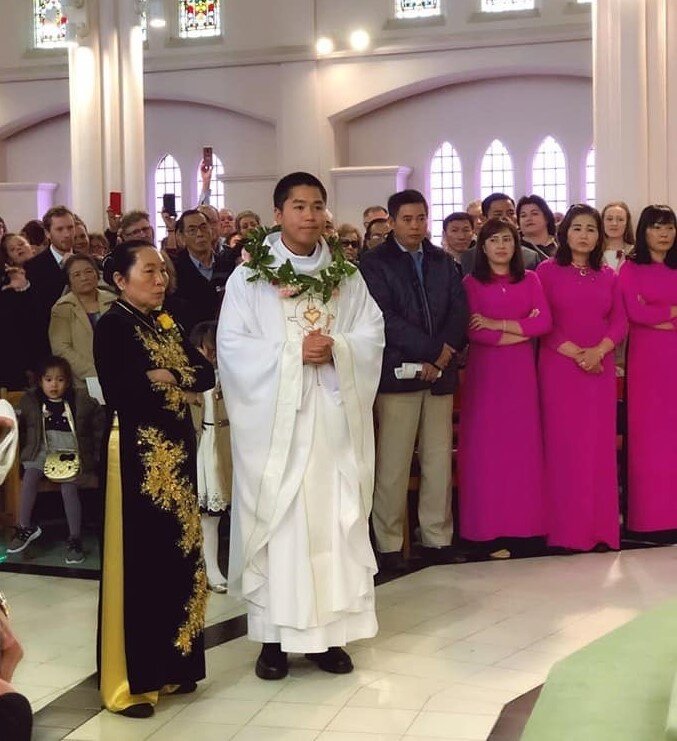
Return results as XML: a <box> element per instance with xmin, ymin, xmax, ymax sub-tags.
<box><xmin>196</xmin><ymin>154</ymin><xmax>226</xmax><ymax>210</ymax></box>
<box><xmin>480</xmin><ymin>140</ymin><xmax>514</xmax><ymax>200</ymax></box>
<box><xmin>586</xmin><ymin>146</ymin><xmax>596</xmax><ymax>206</ymax></box>
<box><xmin>430</xmin><ymin>143</ymin><xmax>463</xmax><ymax>243</ymax></box>
<box><xmin>395</xmin><ymin>0</ymin><xmax>442</xmax><ymax>20</ymax></box>
<box><xmin>532</xmin><ymin>136</ymin><xmax>568</xmax><ymax>213</ymax></box>
<box><xmin>34</xmin><ymin>0</ymin><xmax>68</xmax><ymax>49</ymax></box>
<box><xmin>179</xmin><ymin>0</ymin><xmax>221</xmax><ymax>39</ymax></box>
<box><xmin>155</xmin><ymin>154</ymin><xmax>183</xmax><ymax>241</ymax></box>
<box><xmin>481</xmin><ymin>0</ymin><xmax>535</xmax><ymax>12</ymax></box>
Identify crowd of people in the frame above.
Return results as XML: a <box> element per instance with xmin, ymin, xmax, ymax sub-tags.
<box><xmin>1</xmin><ymin>166</ymin><xmax>677</xmax><ymax>714</ymax></box>
<box><xmin>1</xmin><ymin>179</ymin><xmax>676</xmax><ymax>565</ymax></box>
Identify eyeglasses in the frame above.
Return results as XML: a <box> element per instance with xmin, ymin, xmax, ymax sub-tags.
<box><xmin>124</xmin><ymin>225</ymin><xmax>153</xmax><ymax>238</ymax></box>
<box><xmin>185</xmin><ymin>224</ymin><xmax>211</xmax><ymax>236</ymax></box>
<box><xmin>340</xmin><ymin>239</ymin><xmax>360</xmax><ymax>249</ymax></box>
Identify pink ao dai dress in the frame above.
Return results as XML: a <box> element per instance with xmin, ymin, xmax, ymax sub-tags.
<box><xmin>459</xmin><ymin>271</ymin><xmax>551</xmax><ymax>542</ymax></box>
<box><xmin>537</xmin><ymin>259</ymin><xmax>627</xmax><ymax>551</ymax></box>
<box><xmin>619</xmin><ymin>260</ymin><xmax>677</xmax><ymax>531</ymax></box>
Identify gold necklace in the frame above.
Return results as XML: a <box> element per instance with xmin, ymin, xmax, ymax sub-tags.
<box><xmin>116</xmin><ymin>299</ymin><xmax>160</xmax><ymax>335</ymax></box>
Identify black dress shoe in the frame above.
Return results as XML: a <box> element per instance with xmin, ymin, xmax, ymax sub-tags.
<box><xmin>255</xmin><ymin>642</ymin><xmax>288</xmax><ymax>680</ymax></box>
<box><xmin>117</xmin><ymin>703</ymin><xmax>154</xmax><ymax>718</ymax></box>
<box><xmin>172</xmin><ymin>681</ymin><xmax>197</xmax><ymax>694</ymax></box>
<box><xmin>422</xmin><ymin>546</ymin><xmax>466</xmax><ymax>565</ymax></box>
<box><xmin>378</xmin><ymin>551</ymin><xmax>409</xmax><ymax>573</ymax></box>
<box><xmin>305</xmin><ymin>647</ymin><xmax>354</xmax><ymax>674</ymax></box>
<box><xmin>549</xmin><ymin>546</ymin><xmax>584</xmax><ymax>556</ymax></box>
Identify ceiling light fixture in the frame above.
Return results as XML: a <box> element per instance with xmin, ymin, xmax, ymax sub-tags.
<box><xmin>316</xmin><ymin>37</ymin><xmax>334</xmax><ymax>55</ymax></box>
<box><xmin>349</xmin><ymin>29</ymin><xmax>370</xmax><ymax>52</ymax></box>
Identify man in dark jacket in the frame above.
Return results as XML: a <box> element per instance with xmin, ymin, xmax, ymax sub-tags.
<box><xmin>24</xmin><ymin>206</ymin><xmax>73</xmax><ymax>308</ymax></box>
<box><xmin>172</xmin><ymin>209</ymin><xmax>236</xmax><ymax>332</ymax></box>
<box><xmin>360</xmin><ymin>189</ymin><xmax>468</xmax><ymax>571</ymax></box>
<box><xmin>24</xmin><ymin>206</ymin><xmax>73</xmax><ymax>361</ymax></box>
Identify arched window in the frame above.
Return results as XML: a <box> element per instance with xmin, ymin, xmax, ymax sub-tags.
<box><xmin>34</xmin><ymin>0</ymin><xmax>67</xmax><ymax>48</ymax></box>
<box><xmin>532</xmin><ymin>136</ymin><xmax>567</xmax><ymax>213</ymax></box>
<box><xmin>586</xmin><ymin>146</ymin><xmax>596</xmax><ymax>206</ymax></box>
<box><xmin>155</xmin><ymin>154</ymin><xmax>183</xmax><ymax>241</ymax></box>
<box><xmin>395</xmin><ymin>0</ymin><xmax>441</xmax><ymax>19</ymax></box>
<box><xmin>195</xmin><ymin>154</ymin><xmax>226</xmax><ymax>210</ymax></box>
<box><xmin>179</xmin><ymin>0</ymin><xmax>221</xmax><ymax>38</ymax></box>
<box><xmin>480</xmin><ymin>139</ymin><xmax>514</xmax><ymax>200</ymax></box>
<box><xmin>481</xmin><ymin>0</ymin><xmax>535</xmax><ymax>11</ymax></box>
<box><xmin>430</xmin><ymin>142</ymin><xmax>463</xmax><ymax>243</ymax></box>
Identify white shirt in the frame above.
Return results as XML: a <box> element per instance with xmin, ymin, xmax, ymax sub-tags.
<box><xmin>50</xmin><ymin>245</ymin><xmax>69</xmax><ymax>265</ymax></box>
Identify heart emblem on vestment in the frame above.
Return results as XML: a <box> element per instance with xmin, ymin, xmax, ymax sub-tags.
<box><xmin>303</xmin><ymin>308</ymin><xmax>322</xmax><ymax>324</ymax></box>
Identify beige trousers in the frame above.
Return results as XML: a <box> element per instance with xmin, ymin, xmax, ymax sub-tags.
<box><xmin>372</xmin><ymin>390</ymin><xmax>453</xmax><ymax>553</ymax></box>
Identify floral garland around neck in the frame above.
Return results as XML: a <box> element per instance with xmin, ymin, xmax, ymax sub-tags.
<box><xmin>240</xmin><ymin>225</ymin><xmax>357</xmax><ymax>303</ymax></box>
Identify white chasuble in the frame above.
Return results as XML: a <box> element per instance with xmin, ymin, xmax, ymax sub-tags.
<box><xmin>217</xmin><ymin>232</ymin><xmax>385</xmax><ymax>652</ymax></box>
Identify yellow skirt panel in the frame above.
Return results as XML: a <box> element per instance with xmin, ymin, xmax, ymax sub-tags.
<box><xmin>99</xmin><ymin>416</ymin><xmax>159</xmax><ymax>711</ymax></box>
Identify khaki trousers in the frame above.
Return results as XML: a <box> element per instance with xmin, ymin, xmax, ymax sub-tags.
<box><xmin>372</xmin><ymin>390</ymin><xmax>453</xmax><ymax>553</ymax></box>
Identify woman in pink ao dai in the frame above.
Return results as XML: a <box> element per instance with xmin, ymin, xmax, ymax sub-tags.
<box><xmin>537</xmin><ymin>204</ymin><xmax>627</xmax><ymax>552</ymax></box>
<box><xmin>619</xmin><ymin>205</ymin><xmax>677</xmax><ymax>532</ymax></box>
<box><xmin>459</xmin><ymin>218</ymin><xmax>551</xmax><ymax>550</ymax></box>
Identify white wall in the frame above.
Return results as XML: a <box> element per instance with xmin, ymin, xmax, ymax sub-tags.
<box><xmin>0</xmin><ymin>0</ymin><xmax>593</xmax><ymax>229</ymax></box>
<box><xmin>0</xmin><ymin>0</ymin><xmax>590</xmax><ymax>76</ymax></box>
<box><xmin>0</xmin><ymin>183</ymin><xmax>58</xmax><ymax>233</ymax></box>
<box><xmin>143</xmin><ymin>101</ymin><xmax>276</xmax><ymax>228</ymax></box>
<box><xmin>4</xmin><ymin>115</ymin><xmax>72</xmax><ymax>224</ymax></box>
<box><xmin>0</xmin><ymin>101</ymin><xmax>275</xmax><ymax>231</ymax></box>
<box><xmin>346</xmin><ymin>75</ymin><xmax>592</xmax><ymax>210</ymax></box>
<box><xmin>0</xmin><ymin>75</ymin><xmax>592</xmax><ymax>230</ymax></box>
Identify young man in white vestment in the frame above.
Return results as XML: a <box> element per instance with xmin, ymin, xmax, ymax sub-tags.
<box><xmin>217</xmin><ymin>172</ymin><xmax>385</xmax><ymax>679</ymax></box>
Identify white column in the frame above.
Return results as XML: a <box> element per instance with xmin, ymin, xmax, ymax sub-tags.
<box><xmin>67</xmin><ymin>0</ymin><xmax>146</xmax><ymax>229</ymax></box>
<box><xmin>664</xmin><ymin>2</ymin><xmax>677</xmax><ymax>206</ymax></box>
<box><xmin>99</xmin><ymin>0</ymin><xmax>122</xmax><ymax>195</ymax></box>
<box><xmin>594</xmin><ymin>0</ymin><xmax>677</xmax><ymax>214</ymax></box>
<box><xmin>68</xmin><ymin>1</ymin><xmax>103</xmax><ymax>226</ymax></box>
<box><xmin>117</xmin><ymin>0</ymin><xmax>146</xmax><ymax>209</ymax></box>
<box><xmin>276</xmin><ymin>61</ymin><xmax>337</xmax><ymax>182</ymax></box>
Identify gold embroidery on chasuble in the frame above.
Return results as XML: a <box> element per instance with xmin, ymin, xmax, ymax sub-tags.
<box><xmin>137</xmin><ymin>426</ymin><xmax>207</xmax><ymax>655</ymax></box>
<box><xmin>286</xmin><ymin>294</ymin><xmax>337</xmax><ymax>336</ymax></box>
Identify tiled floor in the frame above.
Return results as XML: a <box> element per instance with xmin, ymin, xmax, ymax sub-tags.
<box><xmin>0</xmin><ymin>570</ymin><xmax>245</xmax><ymax>713</ymax></box>
<box><xmin>4</xmin><ymin>545</ymin><xmax>677</xmax><ymax>739</ymax></box>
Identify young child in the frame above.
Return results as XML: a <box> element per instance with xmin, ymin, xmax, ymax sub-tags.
<box><xmin>7</xmin><ymin>356</ymin><xmax>103</xmax><ymax>564</ymax></box>
<box><xmin>189</xmin><ymin>321</ymin><xmax>232</xmax><ymax>592</ymax></box>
